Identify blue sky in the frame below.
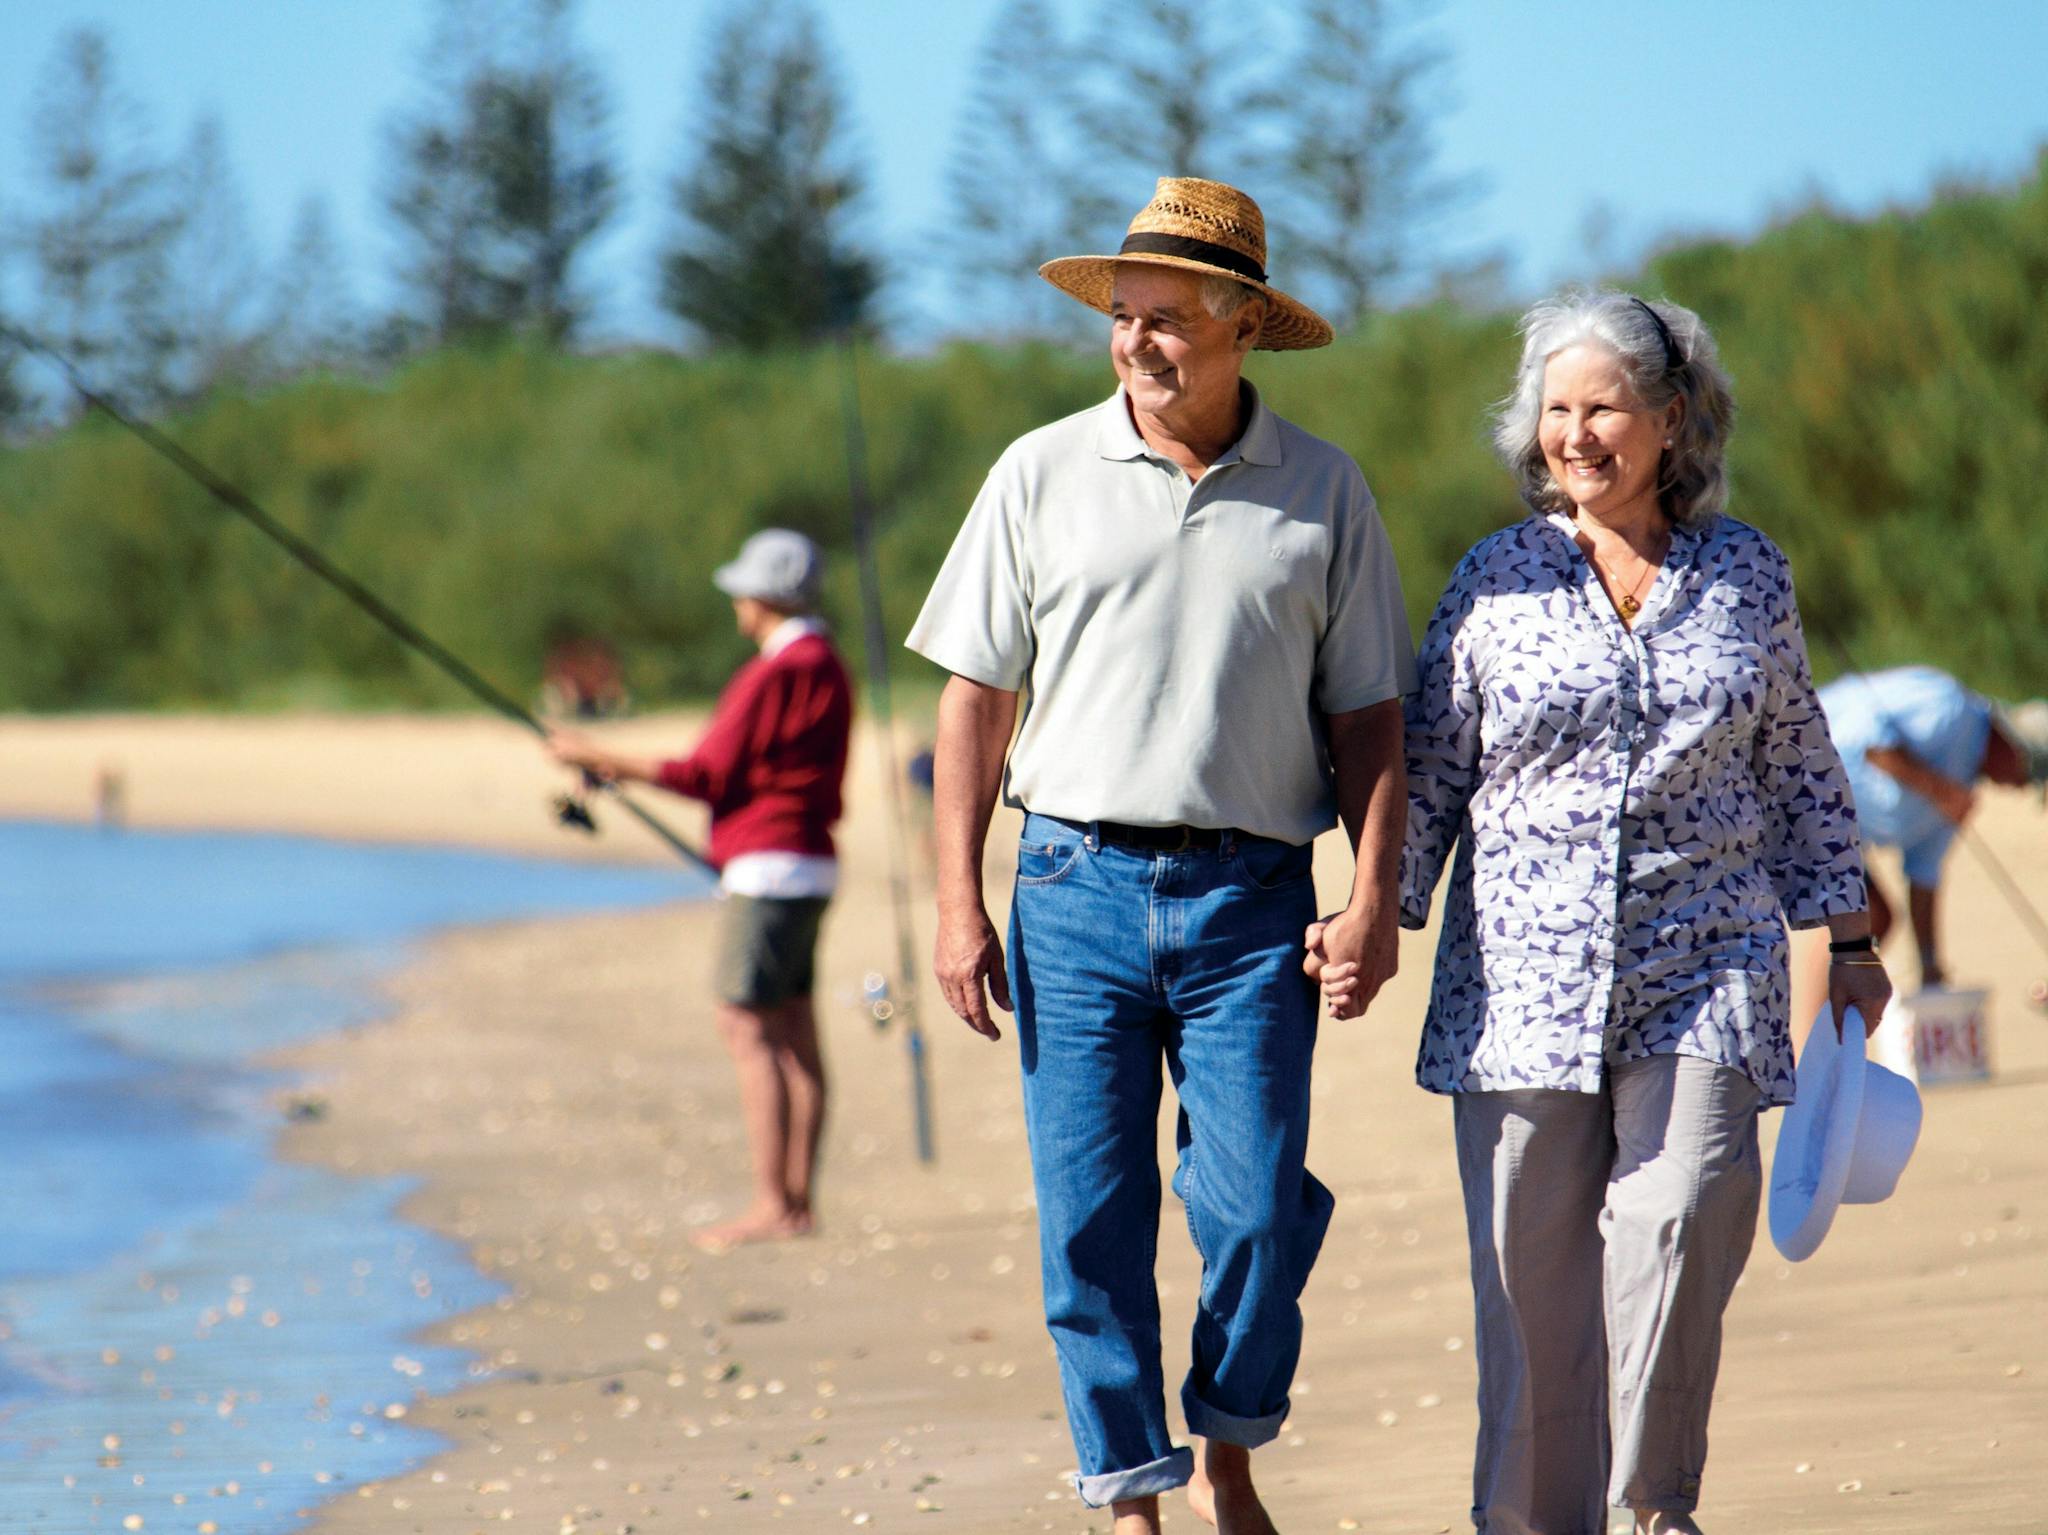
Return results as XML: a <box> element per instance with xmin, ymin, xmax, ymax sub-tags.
<box><xmin>2</xmin><ymin>0</ymin><xmax>2045</xmax><ymax>346</ymax></box>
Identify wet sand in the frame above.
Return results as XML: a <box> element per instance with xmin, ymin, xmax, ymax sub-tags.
<box><xmin>7</xmin><ymin>712</ymin><xmax>2045</xmax><ymax>1531</ymax></box>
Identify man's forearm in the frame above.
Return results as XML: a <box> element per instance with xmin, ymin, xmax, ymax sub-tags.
<box><xmin>549</xmin><ymin>729</ymin><xmax>665</xmax><ymax>787</ymax></box>
<box><xmin>1865</xmin><ymin>746</ymin><xmax>1963</xmax><ymax>808</ymax></box>
<box><xmin>1327</xmin><ymin>697</ymin><xmax>1406</xmax><ymax>913</ymax></box>
<box><xmin>607</xmin><ymin>754</ymin><xmax>666</xmax><ymax>786</ymax></box>
<box><xmin>933</xmin><ymin>677</ymin><xmax>1019</xmax><ymax>914</ymax></box>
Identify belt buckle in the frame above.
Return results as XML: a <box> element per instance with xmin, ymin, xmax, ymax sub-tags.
<box><xmin>1163</xmin><ymin>826</ymin><xmax>1191</xmax><ymax>852</ymax></box>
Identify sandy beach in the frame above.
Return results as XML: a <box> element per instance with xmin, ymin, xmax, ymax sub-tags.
<box><xmin>7</xmin><ymin>710</ymin><xmax>2045</xmax><ymax>1532</ymax></box>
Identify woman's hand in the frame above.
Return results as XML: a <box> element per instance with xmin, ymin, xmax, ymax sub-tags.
<box><xmin>1304</xmin><ymin>918</ymin><xmax>1367</xmax><ymax>1020</ymax></box>
<box><xmin>1828</xmin><ymin>956</ymin><xmax>1893</xmax><ymax>1039</ymax></box>
<box><xmin>1302</xmin><ymin>920</ymin><xmax>1329</xmax><ymax>981</ymax></box>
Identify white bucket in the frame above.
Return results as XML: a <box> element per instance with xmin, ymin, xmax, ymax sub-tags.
<box><xmin>1872</xmin><ymin>986</ymin><xmax>1992</xmax><ymax>1085</ymax></box>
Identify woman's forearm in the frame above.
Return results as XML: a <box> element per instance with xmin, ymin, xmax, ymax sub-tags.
<box><xmin>1825</xmin><ymin>909</ymin><xmax>1874</xmax><ymax>944</ymax></box>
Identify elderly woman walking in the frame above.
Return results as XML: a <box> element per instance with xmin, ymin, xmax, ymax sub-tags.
<box><xmin>1318</xmin><ymin>291</ymin><xmax>1892</xmax><ymax>1534</ymax></box>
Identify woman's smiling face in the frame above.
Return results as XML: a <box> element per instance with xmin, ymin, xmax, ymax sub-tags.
<box><xmin>1537</xmin><ymin>343</ymin><xmax>1680</xmax><ymax>522</ymax></box>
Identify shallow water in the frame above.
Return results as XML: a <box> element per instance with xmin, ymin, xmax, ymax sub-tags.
<box><xmin>0</xmin><ymin>820</ymin><xmax>705</xmax><ymax>1531</ymax></box>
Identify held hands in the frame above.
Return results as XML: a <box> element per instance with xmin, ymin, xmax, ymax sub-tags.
<box><xmin>1303</xmin><ymin>906</ymin><xmax>1398</xmax><ymax>1020</ymax></box>
<box><xmin>934</xmin><ymin>901</ymin><xmax>1011</xmax><ymax>1041</ymax></box>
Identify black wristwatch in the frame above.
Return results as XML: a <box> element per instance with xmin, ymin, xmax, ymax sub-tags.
<box><xmin>1827</xmin><ymin>935</ymin><xmax>1876</xmax><ymax>955</ymax></box>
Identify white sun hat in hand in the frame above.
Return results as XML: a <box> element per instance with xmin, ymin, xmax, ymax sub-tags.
<box><xmin>1769</xmin><ymin>1005</ymin><xmax>1925</xmax><ymax>1262</ymax></box>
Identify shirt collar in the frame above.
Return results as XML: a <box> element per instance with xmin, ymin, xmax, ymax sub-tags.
<box><xmin>1094</xmin><ymin>382</ymin><xmax>1282</xmax><ymax>468</ymax></box>
<box><xmin>1540</xmin><ymin>509</ymin><xmax>1702</xmax><ymax>555</ymax></box>
<box><xmin>1539</xmin><ymin>510</ymin><xmax>1704</xmax><ymax>629</ymax></box>
<box><xmin>762</xmin><ymin>614</ymin><xmax>827</xmax><ymax>658</ymax></box>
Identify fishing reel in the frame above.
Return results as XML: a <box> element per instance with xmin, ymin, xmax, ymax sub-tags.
<box><xmin>552</xmin><ymin>768</ymin><xmax>603</xmax><ymax>835</ymax></box>
<box><xmin>554</xmin><ymin>791</ymin><xmax>598</xmax><ymax>834</ymax></box>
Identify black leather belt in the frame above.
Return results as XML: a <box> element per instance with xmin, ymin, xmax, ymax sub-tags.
<box><xmin>1093</xmin><ymin>820</ymin><xmax>1228</xmax><ymax>851</ymax></box>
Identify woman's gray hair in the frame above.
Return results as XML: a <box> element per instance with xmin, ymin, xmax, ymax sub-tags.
<box><xmin>1493</xmin><ymin>289</ymin><xmax>1738</xmax><ymax>528</ymax></box>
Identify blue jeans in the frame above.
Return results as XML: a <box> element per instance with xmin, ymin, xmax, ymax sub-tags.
<box><xmin>1007</xmin><ymin>813</ymin><xmax>1333</xmax><ymax>1508</ymax></box>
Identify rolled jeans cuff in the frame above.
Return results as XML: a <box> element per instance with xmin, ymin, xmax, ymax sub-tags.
<box><xmin>1181</xmin><ymin>1386</ymin><xmax>1288</xmax><ymax>1449</ymax></box>
<box><xmin>1073</xmin><ymin>1446</ymin><xmax>1194</xmax><ymax>1508</ymax></box>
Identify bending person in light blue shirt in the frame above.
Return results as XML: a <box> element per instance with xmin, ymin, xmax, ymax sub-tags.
<box><xmin>1819</xmin><ymin>666</ymin><xmax>2048</xmax><ymax>985</ymax></box>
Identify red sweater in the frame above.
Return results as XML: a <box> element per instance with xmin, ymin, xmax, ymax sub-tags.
<box><xmin>656</xmin><ymin>632</ymin><xmax>854</xmax><ymax>869</ymax></box>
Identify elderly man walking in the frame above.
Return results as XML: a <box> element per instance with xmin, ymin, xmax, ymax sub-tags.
<box><xmin>907</xmin><ymin>179</ymin><xmax>1414</xmax><ymax>1535</ymax></box>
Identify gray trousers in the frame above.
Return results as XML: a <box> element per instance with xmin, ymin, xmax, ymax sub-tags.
<box><xmin>1452</xmin><ymin>1054</ymin><xmax>1763</xmax><ymax>1535</ymax></box>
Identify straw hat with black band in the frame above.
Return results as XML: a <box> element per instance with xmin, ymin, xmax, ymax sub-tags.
<box><xmin>1039</xmin><ymin>177</ymin><xmax>1334</xmax><ymax>351</ymax></box>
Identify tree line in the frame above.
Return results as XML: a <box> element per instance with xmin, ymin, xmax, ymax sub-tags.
<box><xmin>0</xmin><ymin>0</ymin><xmax>1460</xmax><ymax>426</ymax></box>
<box><xmin>4</xmin><ymin>156</ymin><xmax>2044</xmax><ymax>711</ymax></box>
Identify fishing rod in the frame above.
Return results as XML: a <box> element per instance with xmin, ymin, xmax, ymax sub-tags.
<box><xmin>835</xmin><ymin>331</ymin><xmax>936</xmax><ymax>1165</ymax></box>
<box><xmin>1809</xmin><ymin>613</ymin><xmax>2048</xmax><ymax>996</ymax></box>
<box><xmin>0</xmin><ymin>322</ymin><xmax>713</xmax><ymax>876</ymax></box>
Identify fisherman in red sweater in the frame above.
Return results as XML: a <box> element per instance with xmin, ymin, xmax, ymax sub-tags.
<box><xmin>548</xmin><ymin>529</ymin><xmax>854</xmax><ymax>1250</ymax></box>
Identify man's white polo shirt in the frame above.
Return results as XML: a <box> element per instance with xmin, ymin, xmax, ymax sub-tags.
<box><xmin>906</xmin><ymin>385</ymin><xmax>1416</xmax><ymax>846</ymax></box>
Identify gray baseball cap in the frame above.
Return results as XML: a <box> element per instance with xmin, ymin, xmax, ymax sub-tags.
<box><xmin>713</xmin><ymin>529</ymin><xmax>823</xmax><ymax>608</ymax></box>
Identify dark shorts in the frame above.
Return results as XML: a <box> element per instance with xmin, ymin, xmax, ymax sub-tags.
<box><xmin>715</xmin><ymin>894</ymin><xmax>829</xmax><ymax>1010</ymax></box>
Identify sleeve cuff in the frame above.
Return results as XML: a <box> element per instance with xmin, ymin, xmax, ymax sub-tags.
<box><xmin>1780</xmin><ymin>883</ymin><xmax>1867</xmax><ymax>931</ymax></box>
<box><xmin>902</xmin><ymin>636</ymin><xmax>1024</xmax><ymax>691</ymax></box>
<box><xmin>1316</xmin><ymin>676</ymin><xmax>1408</xmax><ymax>716</ymax></box>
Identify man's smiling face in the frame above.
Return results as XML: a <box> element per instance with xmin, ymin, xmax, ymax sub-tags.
<box><xmin>1109</xmin><ymin>266</ymin><xmax>1255</xmax><ymax>425</ymax></box>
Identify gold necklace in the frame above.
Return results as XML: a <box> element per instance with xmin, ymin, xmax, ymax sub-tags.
<box><xmin>1606</xmin><ymin>561</ymin><xmax>1656</xmax><ymax>622</ymax></box>
<box><xmin>1584</xmin><ymin>543</ymin><xmax>1662</xmax><ymax>623</ymax></box>
<box><xmin>1569</xmin><ymin>513</ymin><xmax>1668</xmax><ymax>624</ymax></box>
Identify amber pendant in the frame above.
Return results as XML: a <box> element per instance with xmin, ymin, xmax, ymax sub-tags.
<box><xmin>1618</xmin><ymin>593</ymin><xmax>1641</xmax><ymax>621</ymax></box>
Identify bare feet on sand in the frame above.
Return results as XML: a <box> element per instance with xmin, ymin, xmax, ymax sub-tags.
<box><xmin>689</xmin><ymin>1203</ymin><xmax>813</xmax><ymax>1253</ymax></box>
<box><xmin>1186</xmin><ymin>1439</ymin><xmax>1281</xmax><ymax>1535</ymax></box>
<box><xmin>1635</xmin><ymin>1512</ymin><xmax>1704</xmax><ymax>1535</ymax></box>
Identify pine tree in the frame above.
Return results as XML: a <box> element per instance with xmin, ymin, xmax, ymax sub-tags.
<box><xmin>941</xmin><ymin>0</ymin><xmax>1109</xmax><ymax>339</ymax></box>
<box><xmin>0</xmin><ymin>311</ymin><xmax>31</xmax><ymax>433</ymax></box>
<box><xmin>1074</xmin><ymin>0</ymin><xmax>1265</xmax><ymax>208</ymax></box>
<box><xmin>264</xmin><ymin>194</ymin><xmax>363</xmax><ymax>377</ymax></box>
<box><xmin>384</xmin><ymin>0</ymin><xmax>619</xmax><ymax>345</ymax></box>
<box><xmin>657</xmin><ymin>0</ymin><xmax>880</xmax><ymax>349</ymax></box>
<box><xmin>1262</xmin><ymin>0</ymin><xmax>1469</xmax><ymax>328</ymax></box>
<box><xmin>465</xmin><ymin>0</ymin><xmax>619</xmax><ymax>343</ymax></box>
<box><xmin>167</xmin><ymin>112</ymin><xmax>264</xmax><ymax>397</ymax></box>
<box><xmin>23</xmin><ymin>27</ymin><xmax>183</xmax><ymax>408</ymax></box>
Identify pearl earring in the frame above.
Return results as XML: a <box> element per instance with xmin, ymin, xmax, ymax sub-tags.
<box><xmin>1663</xmin><ymin>438</ymin><xmax>1673</xmax><ymax>448</ymax></box>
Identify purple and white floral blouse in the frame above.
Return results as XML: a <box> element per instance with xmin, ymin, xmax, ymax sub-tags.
<box><xmin>1399</xmin><ymin>512</ymin><xmax>1866</xmax><ymax>1106</ymax></box>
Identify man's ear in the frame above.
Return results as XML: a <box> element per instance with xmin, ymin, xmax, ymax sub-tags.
<box><xmin>1235</xmin><ymin>299</ymin><xmax>1267</xmax><ymax>354</ymax></box>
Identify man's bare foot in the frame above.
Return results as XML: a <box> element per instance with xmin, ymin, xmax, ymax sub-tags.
<box><xmin>1188</xmin><ymin>1440</ymin><xmax>1278</xmax><ymax>1535</ymax></box>
<box><xmin>1110</xmin><ymin>1493</ymin><xmax>1161</xmax><ymax>1534</ymax></box>
<box><xmin>1188</xmin><ymin>1459</ymin><xmax>1216</xmax><ymax>1526</ymax></box>
<box><xmin>690</xmin><ymin>1204</ymin><xmax>813</xmax><ymax>1253</ymax></box>
<box><xmin>1634</xmin><ymin>1512</ymin><xmax>1703</xmax><ymax>1535</ymax></box>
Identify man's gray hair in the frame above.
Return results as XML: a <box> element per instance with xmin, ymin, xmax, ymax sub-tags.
<box><xmin>1493</xmin><ymin>289</ymin><xmax>1738</xmax><ymax>529</ymax></box>
<box><xmin>1199</xmin><ymin>273</ymin><xmax>1264</xmax><ymax>322</ymax></box>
